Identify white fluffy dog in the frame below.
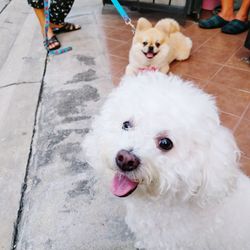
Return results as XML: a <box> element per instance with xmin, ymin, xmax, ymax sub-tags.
<box><xmin>83</xmin><ymin>72</ymin><xmax>250</xmax><ymax>250</ymax></box>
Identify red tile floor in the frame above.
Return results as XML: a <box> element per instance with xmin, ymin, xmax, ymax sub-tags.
<box><xmin>96</xmin><ymin>7</ymin><xmax>250</xmax><ymax>175</ymax></box>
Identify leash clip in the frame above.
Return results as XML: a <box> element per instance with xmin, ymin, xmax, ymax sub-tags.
<box><xmin>124</xmin><ymin>18</ymin><xmax>136</xmax><ymax>34</ymax></box>
<box><xmin>111</xmin><ymin>0</ymin><xmax>135</xmax><ymax>34</ymax></box>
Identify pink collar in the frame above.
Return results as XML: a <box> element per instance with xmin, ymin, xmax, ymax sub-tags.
<box><xmin>138</xmin><ymin>66</ymin><xmax>159</xmax><ymax>72</ymax></box>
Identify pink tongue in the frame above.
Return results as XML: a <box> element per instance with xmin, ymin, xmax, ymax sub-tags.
<box><xmin>146</xmin><ymin>52</ymin><xmax>154</xmax><ymax>58</ymax></box>
<box><xmin>112</xmin><ymin>173</ymin><xmax>138</xmax><ymax>197</ymax></box>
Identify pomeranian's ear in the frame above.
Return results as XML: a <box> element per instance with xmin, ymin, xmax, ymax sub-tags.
<box><xmin>155</xmin><ymin>18</ymin><xmax>180</xmax><ymax>35</ymax></box>
<box><xmin>136</xmin><ymin>17</ymin><xmax>152</xmax><ymax>32</ymax></box>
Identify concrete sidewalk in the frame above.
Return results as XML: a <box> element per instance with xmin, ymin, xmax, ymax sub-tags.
<box><xmin>0</xmin><ymin>0</ymin><xmax>135</xmax><ymax>249</ymax></box>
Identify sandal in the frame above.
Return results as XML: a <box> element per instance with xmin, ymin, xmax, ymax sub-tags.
<box><xmin>221</xmin><ymin>20</ymin><xmax>249</xmax><ymax>34</ymax></box>
<box><xmin>43</xmin><ymin>35</ymin><xmax>61</xmax><ymax>51</ymax></box>
<box><xmin>53</xmin><ymin>22</ymin><xmax>81</xmax><ymax>34</ymax></box>
<box><xmin>199</xmin><ymin>15</ymin><xmax>229</xmax><ymax>29</ymax></box>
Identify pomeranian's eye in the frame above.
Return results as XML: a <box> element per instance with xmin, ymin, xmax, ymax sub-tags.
<box><xmin>143</xmin><ymin>41</ymin><xmax>148</xmax><ymax>46</ymax></box>
<box><xmin>122</xmin><ymin>121</ymin><xmax>133</xmax><ymax>130</ymax></box>
<box><xmin>158</xmin><ymin>138</ymin><xmax>173</xmax><ymax>151</ymax></box>
<box><xmin>155</xmin><ymin>42</ymin><xmax>161</xmax><ymax>48</ymax></box>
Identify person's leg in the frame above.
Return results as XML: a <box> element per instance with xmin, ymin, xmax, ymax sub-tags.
<box><xmin>28</xmin><ymin>0</ymin><xmax>60</xmax><ymax>50</ymax></box>
<box><xmin>235</xmin><ymin>0</ymin><xmax>250</xmax><ymax>22</ymax></box>
<box><xmin>199</xmin><ymin>0</ymin><xmax>234</xmax><ymax>29</ymax></box>
<box><xmin>218</xmin><ymin>0</ymin><xmax>235</xmax><ymax>21</ymax></box>
<box><xmin>221</xmin><ymin>0</ymin><xmax>250</xmax><ymax>34</ymax></box>
<box><xmin>49</xmin><ymin>0</ymin><xmax>81</xmax><ymax>31</ymax></box>
<box><xmin>33</xmin><ymin>8</ymin><xmax>60</xmax><ymax>50</ymax></box>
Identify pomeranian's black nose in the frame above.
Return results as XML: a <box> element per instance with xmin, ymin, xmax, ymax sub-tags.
<box><xmin>148</xmin><ymin>46</ymin><xmax>154</xmax><ymax>52</ymax></box>
<box><xmin>116</xmin><ymin>150</ymin><xmax>140</xmax><ymax>172</ymax></box>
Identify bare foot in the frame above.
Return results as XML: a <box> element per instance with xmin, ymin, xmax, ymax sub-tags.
<box><xmin>50</xmin><ymin>23</ymin><xmax>64</xmax><ymax>29</ymax></box>
<box><xmin>235</xmin><ymin>12</ymin><xmax>249</xmax><ymax>22</ymax></box>
<box><xmin>218</xmin><ymin>11</ymin><xmax>235</xmax><ymax>21</ymax></box>
<box><xmin>50</xmin><ymin>22</ymin><xmax>81</xmax><ymax>31</ymax></box>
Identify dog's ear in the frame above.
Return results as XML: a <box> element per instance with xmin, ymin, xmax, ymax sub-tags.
<box><xmin>194</xmin><ymin>125</ymin><xmax>240</xmax><ymax>204</ymax></box>
<box><xmin>155</xmin><ymin>18</ymin><xmax>180</xmax><ymax>35</ymax></box>
<box><xmin>136</xmin><ymin>17</ymin><xmax>152</xmax><ymax>32</ymax></box>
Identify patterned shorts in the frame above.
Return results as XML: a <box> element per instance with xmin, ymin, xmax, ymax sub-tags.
<box><xmin>28</xmin><ymin>0</ymin><xmax>75</xmax><ymax>24</ymax></box>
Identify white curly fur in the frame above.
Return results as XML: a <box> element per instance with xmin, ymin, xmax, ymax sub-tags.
<box><xmin>83</xmin><ymin>72</ymin><xmax>250</xmax><ymax>250</ymax></box>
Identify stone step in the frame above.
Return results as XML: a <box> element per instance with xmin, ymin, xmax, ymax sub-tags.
<box><xmin>0</xmin><ymin>0</ymin><xmax>31</xmax><ymax>71</ymax></box>
<box><xmin>0</xmin><ymin>4</ymin><xmax>46</xmax><ymax>250</ymax></box>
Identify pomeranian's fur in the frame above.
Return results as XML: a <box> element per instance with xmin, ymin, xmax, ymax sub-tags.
<box><xmin>125</xmin><ymin>18</ymin><xmax>192</xmax><ymax>75</ymax></box>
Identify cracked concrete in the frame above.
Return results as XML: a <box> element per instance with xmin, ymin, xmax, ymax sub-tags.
<box><xmin>0</xmin><ymin>0</ymin><xmax>10</xmax><ymax>14</ymax></box>
<box><xmin>0</xmin><ymin>81</ymin><xmax>40</xmax><ymax>89</ymax></box>
<box><xmin>0</xmin><ymin>0</ymin><xmax>135</xmax><ymax>249</ymax></box>
<box><xmin>0</xmin><ymin>82</ymin><xmax>42</xmax><ymax>250</ymax></box>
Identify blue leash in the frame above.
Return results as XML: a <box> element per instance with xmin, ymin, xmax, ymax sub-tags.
<box><xmin>44</xmin><ymin>0</ymin><xmax>72</xmax><ymax>56</ymax></box>
<box><xmin>110</xmin><ymin>0</ymin><xmax>136</xmax><ymax>34</ymax></box>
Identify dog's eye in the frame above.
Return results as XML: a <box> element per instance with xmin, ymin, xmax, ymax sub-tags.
<box><xmin>155</xmin><ymin>42</ymin><xmax>160</xmax><ymax>48</ymax></box>
<box><xmin>143</xmin><ymin>41</ymin><xmax>148</xmax><ymax>46</ymax></box>
<box><xmin>122</xmin><ymin>121</ymin><xmax>133</xmax><ymax>130</ymax></box>
<box><xmin>158</xmin><ymin>138</ymin><xmax>173</xmax><ymax>151</ymax></box>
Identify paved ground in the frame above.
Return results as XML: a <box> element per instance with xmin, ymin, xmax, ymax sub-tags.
<box><xmin>0</xmin><ymin>0</ymin><xmax>9</xmax><ymax>14</ymax></box>
<box><xmin>0</xmin><ymin>0</ymin><xmax>134</xmax><ymax>249</ymax></box>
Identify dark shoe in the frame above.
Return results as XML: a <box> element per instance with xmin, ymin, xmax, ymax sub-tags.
<box><xmin>43</xmin><ymin>35</ymin><xmax>61</xmax><ymax>51</ymax></box>
<box><xmin>221</xmin><ymin>19</ymin><xmax>249</xmax><ymax>34</ymax></box>
<box><xmin>53</xmin><ymin>22</ymin><xmax>81</xmax><ymax>34</ymax></box>
<box><xmin>199</xmin><ymin>15</ymin><xmax>229</xmax><ymax>29</ymax></box>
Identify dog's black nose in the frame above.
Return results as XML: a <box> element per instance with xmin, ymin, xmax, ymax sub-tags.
<box><xmin>116</xmin><ymin>150</ymin><xmax>140</xmax><ymax>172</ymax></box>
<box><xmin>148</xmin><ymin>46</ymin><xmax>154</xmax><ymax>52</ymax></box>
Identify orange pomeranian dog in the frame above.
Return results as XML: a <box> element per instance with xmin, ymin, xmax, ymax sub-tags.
<box><xmin>125</xmin><ymin>18</ymin><xmax>192</xmax><ymax>75</ymax></box>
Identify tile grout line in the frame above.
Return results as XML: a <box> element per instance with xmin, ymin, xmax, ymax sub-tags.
<box><xmin>190</xmin><ymin>44</ymin><xmax>249</xmax><ymax>72</ymax></box>
<box><xmin>207</xmin><ymin>65</ymin><xmax>250</xmax><ymax>94</ymax></box>
<box><xmin>201</xmin><ymin>32</ymin><xmax>232</xmax><ymax>81</ymax></box>
<box><xmin>224</xmin><ymin>65</ymin><xmax>250</xmax><ymax>73</ymax></box>
<box><xmin>221</xmin><ymin>40</ymin><xmax>250</xmax><ymax>72</ymax></box>
<box><xmin>220</xmin><ymin>63</ymin><xmax>250</xmax><ymax>73</ymax></box>
<box><xmin>233</xmin><ymin>102</ymin><xmax>250</xmax><ymax>133</ymax></box>
<box><xmin>242</xmin><ymin>155</ymin><xmax>250</xmax><ymax>160</ymax></box>
<box><xmin>11</xmin><ymin>54</ymin><xmax>48</xmax><ymax>250</ymax></box>
<box><xmin>194</xmin><ymin>45</ymin><xmax>250</xmax><ymax>73</ymax></box>
<box><xmin>108</xmin><ymin>52</ymin><xmax>129</xmax><ymax>60</ymax></box>
<box><xmin>190</xmin><ymin>30</ymin><xmax>220</xmax><ymax>54</ymax></box>
<box><xmin>208</xmin><ymin>64</ymin><xmax>224</xmax><ymax>82</ymax></box>
<box><xmin>223</xmin><ymin>46</ymin><xmax>242</xmax><ymax>66</ymax></box>
<box><xmin>220</xmin><ymin>110</ymin><xmax>240</xmax><ymax>119</ymax></box>
<box><xmin>105</xmin><ymin>38</ymin><xmax>130</xmax><ymax>47</ymax></box>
